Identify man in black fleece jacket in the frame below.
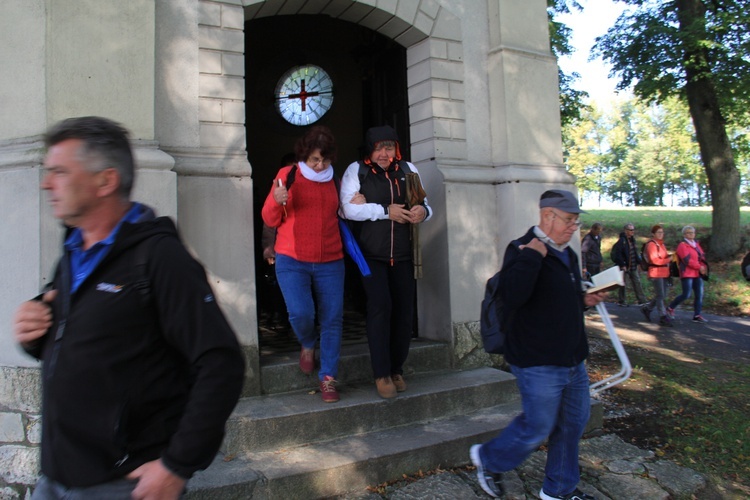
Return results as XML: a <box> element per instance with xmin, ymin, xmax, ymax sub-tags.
<box><xmin>13</xmin><ymin>117</ymin><xmax>245</xmax><ymax>499</ymax></box>
<box><xmin>470</xmin><ymin>190</ymin><xmax>607</xmax><ymax>500</ymax></box>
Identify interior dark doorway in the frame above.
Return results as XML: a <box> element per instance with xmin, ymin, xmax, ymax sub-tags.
<box><xmin>245</xmin><ymin>14</ymin><xmax>410</xmax><ymax>356</ymax></box>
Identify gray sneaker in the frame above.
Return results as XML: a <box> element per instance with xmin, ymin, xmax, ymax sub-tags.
<box><xmin>470</xmin><ymin>445</ymin><xmax>503</xmax><ymax>498</ymax></box>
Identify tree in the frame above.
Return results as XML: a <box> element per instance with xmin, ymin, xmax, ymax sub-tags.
<box><xmin>593</xmin><ymin>0</ymin><xmax>750</xmax><ymax>258</ymax></box>
<box><xmin>564</xmin><ymin>97</ymin><xmax>707</xmax><ymax>207</ymax></box>
<box><xmin>547</xmin><ymin>0</ymin><xmax>590</xmax><ymax>127</ymax></box>
<box><xmin>564</xmin><ymin>106</ymin><xmax>608</xmax><ymax>203</ymax></box>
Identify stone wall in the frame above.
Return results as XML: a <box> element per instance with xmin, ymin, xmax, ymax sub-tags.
<box><xmin>0</xmin><ymin>366</ymin><xmax>42</xmax><ymax>498</ymax></box>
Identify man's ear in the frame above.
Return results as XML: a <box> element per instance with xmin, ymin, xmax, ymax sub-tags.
<box><xmin>97</xmin><ymin>168</ymin><xmax>121</xmax><ymax>197</ymax></box>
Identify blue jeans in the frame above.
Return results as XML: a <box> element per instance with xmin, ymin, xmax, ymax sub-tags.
<box><xmin>478</xmin><ymin>362</ymin><xmax>591</xmax><ymax>497</ymax></box>
<box><xmin>669</xmin><ymin>277</ymin><xmax>703</xmax><ymax>316</ymax></box>
<box><xmin>275</xmin><ymin>254</ymin><xmax>344</xmax><ymax>380</ymax></box>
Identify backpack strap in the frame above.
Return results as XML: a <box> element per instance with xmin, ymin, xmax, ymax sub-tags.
<box><xmin>357</xmin><ymin>161</ymin><xmax>369</xmax><ymax>185</ymax></box>
<box><xmin>285</xmin><ymin>164</ymin><xmax>298</xmax><ymax>191</ymax></box>
<box><xmin>398</xmin><ymin>159</ymin><xmax>411</xmax><ymax>173</ymax></box>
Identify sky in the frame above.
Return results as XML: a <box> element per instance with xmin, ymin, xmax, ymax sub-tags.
<box><xmin>556</xmin><ymin>0</ymin><xmax>629</xmax><ymax>106</ymax></box>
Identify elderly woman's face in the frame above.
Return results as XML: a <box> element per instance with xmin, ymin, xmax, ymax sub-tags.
<box><xmin>370</xmin><ymin>143</ymin><xmax>397</xmax><ymax>169</ymax></box>
<box><xmin>306</xmin><ymin>148</ymin><xmax>332</xmax><ymax>173</ymax></box>
<box><xmin>684</xmin><ymin>229</ymin><xmax>696</xmax><ymax>240</ymax></box>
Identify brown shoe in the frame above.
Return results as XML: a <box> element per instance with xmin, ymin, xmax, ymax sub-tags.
<box><xmin>319</xmin><ymin>376</ymin><xmax>339</xmax><ymax>403</ymax></box>
<box><xmin>375</xmin><ymin>377</ymin><xmax>397</xmax><ymax>399</ymax></box>
<box><xmin>299</xmin><ymin>347</ymin><xmax>315</xmax><ymax>375</ymax></box>
<box><xmin>391</xmin><ymin>374</ymin><xmax>407</xmax><ymax>392</ymax></box>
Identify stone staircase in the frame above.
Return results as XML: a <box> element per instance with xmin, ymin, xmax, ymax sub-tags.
<box><xmin>185</xmin><ymin>339</ymin><xmax>524</xmax><ymax>499</ymax></box>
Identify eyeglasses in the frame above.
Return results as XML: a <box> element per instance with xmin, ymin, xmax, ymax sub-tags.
<box><xmin>551</xmin><ymin>209</ymin><xmax>582</xmax><ymax>228</ymax></box>
<box><xmin>307</xmin><ymin>156</ymin><xmax>332</xmax><ymax>167</ymax></box>
<box><xmin>625</xmin><ymin>228</ymin><xmax>635</xmax><ymax>231</ymax></box>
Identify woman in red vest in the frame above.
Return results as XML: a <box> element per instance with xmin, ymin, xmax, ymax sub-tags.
<box><xmin>640</xmin><ymin>225</ymin><xmax>673</xmax><ymax>327</ymax></box>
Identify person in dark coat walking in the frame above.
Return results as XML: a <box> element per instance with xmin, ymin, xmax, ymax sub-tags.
<box><xmin>13</xmin><ymin>116</ymin><xmax>245</xmax><ymax>499</ymax></box>
<box><xmin>611</xmin><ymin>223</ymin><xmax>647</xmax><ymax>306</ymax></box>
<box><xmin>581</xmin><ymin>222</ymin><xmax>603</xmax><ymax>278</ymax></box>
<box><xmin>469</xmin><ymin>189</ymin><xmax>606</xmax><ymax>500</ymax></box>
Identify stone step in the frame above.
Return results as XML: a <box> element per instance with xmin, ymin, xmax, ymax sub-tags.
<box><xmin>223</xmin><ymin>366</ymin><xmax>519</xmax><ymax>456</ymax></box>
<box><xmin>259</xmin><ymin>338</ymin><xmax>451</xmax><ymax>395</ymax></box>
<box><xmin>187</xmin><ymin>399</ymin><xmax>524</xmax><ymax>500</ymax></box>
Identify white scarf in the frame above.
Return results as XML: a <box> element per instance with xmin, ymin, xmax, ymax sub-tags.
<box><xmin>684</xmin><ymin>238</ymin><xmax>697</xmax><ymax>248</ymax></box>
<box><xmin>533</xmin><ymin>226</ymin><xmax>569</xmax><ymax>252</ymax></box>
<box><xmin>298</xmin><ymin>161</ymin><xmax>334</xmax><ymax>183</ymax></box>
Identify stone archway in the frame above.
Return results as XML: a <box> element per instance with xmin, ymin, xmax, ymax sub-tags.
<box><xmin>156</xmin><ymin>0</ymin><xmax>567</xmax><ymax>384</ymax></box>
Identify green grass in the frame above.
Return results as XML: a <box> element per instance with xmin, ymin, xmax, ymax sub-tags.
<box><xmin>580</xmin><ymin>206</ymin><xmax>750</xmax><ymax>230</ymax></box>
<box><xmin>581</xmin><ymin>208</ymin><xmax>750</xmax><ymax>316</ymax></box>
<box><xmin>595</xmin><ymin>345</ymin><xmax>750</xmax><ymax>494</ymax></box>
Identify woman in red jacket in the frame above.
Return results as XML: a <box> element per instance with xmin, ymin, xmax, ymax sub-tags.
<box><xmin>640</xmin><ymin>225</ymin><xmax>674</xmax><ymax>327</ymax></box>
<box><xmin>667</xmin><ymin>226</ymin><xmax>708</xmax><ymax>323</ymax></box>
<box><xmin>262</xmin><ymin>126</ymin><xmax>344</xmax><ymax>403</ymax></box>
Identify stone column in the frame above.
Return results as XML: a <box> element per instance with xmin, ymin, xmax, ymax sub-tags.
<box><xmin>438</xmin><ymin>0</ymin><xmax>577</xmax><ymax>368</ymax></box>
<box><xmin>157</xmin><ymin>0</ymin><xmax>258</xmax><ymax>395</ymax></box>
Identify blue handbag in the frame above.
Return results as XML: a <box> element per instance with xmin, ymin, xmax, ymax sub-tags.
<box><xmin>338</xmin><ymin>218</ymin><xmax>371</xmax><ymax>277</ymax></box>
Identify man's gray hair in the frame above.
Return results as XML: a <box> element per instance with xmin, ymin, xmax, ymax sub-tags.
<box><xmin>44</xmin><ymin>116</ymin><xmax>135</xmax><ymax>199</ymax></box>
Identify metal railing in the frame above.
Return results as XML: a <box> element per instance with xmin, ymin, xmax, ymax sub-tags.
<box><xmin>588</xmin><ymin>299</ymin><xmax>632</xmax><ymax>395</ymax></box>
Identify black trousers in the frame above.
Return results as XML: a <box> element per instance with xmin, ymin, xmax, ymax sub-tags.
<box><xmin>361</xmin><ymin>259</ymin><xmax>415</xmax><ymax>379</ymax></box>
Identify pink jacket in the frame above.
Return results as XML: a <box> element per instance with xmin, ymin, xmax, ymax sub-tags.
<box><xmin>675</xmin><ymin>240</ymin><xmax>706</xmax><ymax>279</ymax></box>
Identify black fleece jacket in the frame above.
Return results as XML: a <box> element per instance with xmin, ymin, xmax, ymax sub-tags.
<box><xmin>499</xmin><ymin>227</ymin><xmax>589</xmax><ymax>368</ymax></box>
<box><xmin>28</xmin><ymin>207</ymin><xmax>245</xmax><ymax>487</ymax></box>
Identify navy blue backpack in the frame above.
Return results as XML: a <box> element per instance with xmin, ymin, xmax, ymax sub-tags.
<box><xmin>480</xmin><ymin>270</ymin><xmax>506</xmax><ymax>354</ymax></box>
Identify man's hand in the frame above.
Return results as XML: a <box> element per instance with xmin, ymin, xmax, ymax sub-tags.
<box><xmin>584</xmin><ymin>291</ymin><xmax>608</xmax><ymax>307</ymax></box>
<box><xmin>13</xmin><ymin>290</ymin><xmax>57</xmax><ymax>346</ymax></box>
<box><xmin>387</xmin><ymin>204</ymin><xmax>412</xmax><ymax>224</ymax></box>
<box><xmin>520</xmin><ymin>238</ymin><xmax>547</xmax><ymax>257</ymax></box>
<box><xmin>127</xmin><ymin>459</ymin><xmax>186</xmax><ymax>500</ymax></box>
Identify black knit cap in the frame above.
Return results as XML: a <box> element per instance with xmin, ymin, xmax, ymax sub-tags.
<box><xmin>364</xmin><ymin>125</ymin><xmax>402</xmax><ymax>160</ymax></box>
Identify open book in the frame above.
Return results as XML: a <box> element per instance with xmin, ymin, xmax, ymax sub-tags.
<box><xmin>586</xmin><ymin>266</ymin><xmax>624</xmax><ymax>294</ymax></box>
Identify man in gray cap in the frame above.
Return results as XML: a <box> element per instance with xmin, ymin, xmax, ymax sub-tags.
<box><xmin>470</xmin><ymin>189</ymin><xmax>607</xmax><ymax>500</ymax></box>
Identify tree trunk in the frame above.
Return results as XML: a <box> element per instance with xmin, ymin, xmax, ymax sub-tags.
<box><xmin>676</xmin><ymin>0</ymin><xmax>741</xmax><ymax>259</ymax></box>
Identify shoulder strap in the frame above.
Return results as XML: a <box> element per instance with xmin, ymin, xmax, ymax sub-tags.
<box><xmin>285</xmin><ymin>164</ymin><xmax>298</xmax><ymax>191</ymax></box>
<box><xmin>398</xmin><ymin>159</ymin><xmax>412</xmax><ymax>173</ymax></box>
<box><xmin>357</xmin><ymin>161</ymin><xmax>369</xmax><ymax>185</ymax></box>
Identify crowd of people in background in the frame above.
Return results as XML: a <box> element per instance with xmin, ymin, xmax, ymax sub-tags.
<box><xmin>586</xmin><ymin>221</ymin><xmax>715</xmax><ymax>327</ymax></box>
